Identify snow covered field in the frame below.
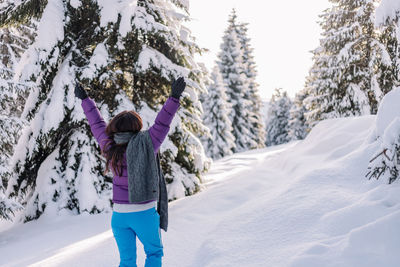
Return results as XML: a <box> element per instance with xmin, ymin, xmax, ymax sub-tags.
<box><xmin>1</xmin><ymin>114</ymin><xmax>400</xmax><ymax>267</ymax></box>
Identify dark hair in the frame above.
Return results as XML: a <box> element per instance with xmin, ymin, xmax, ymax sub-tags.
<box><xmin>102</xmin><ymin>110</ymin><xmax>143</xmax><ymax>176</ymax></box>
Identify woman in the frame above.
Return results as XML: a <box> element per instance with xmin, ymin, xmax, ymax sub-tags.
<box><xmin>74</xmin><ymin>77</ymin><xmax>186</xmax><ymax>267</ymax></box>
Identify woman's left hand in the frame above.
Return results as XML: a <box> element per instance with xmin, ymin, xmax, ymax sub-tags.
<box><xmin>170</xmin><ymin>77</ymin><xmax>186</xmax><ymax>99</ymax></box>
<box><xmin>74</xmin><ymin>82</ymin><xmax>88</xmax><ymax>100</ymax></box>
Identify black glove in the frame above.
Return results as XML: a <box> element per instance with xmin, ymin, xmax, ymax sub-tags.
<box><xmin>170</xmin><ymin>77</ymin><xmax>186</xmax><ymax>99</ymax></box>
<box><xmin>74</xmin><ymin>82</ymin><xmax>88</xmax><ymax>100</ymax></box>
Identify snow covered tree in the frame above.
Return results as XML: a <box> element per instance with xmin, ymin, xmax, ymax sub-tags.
<box><xmin>201</xmin><ymin>66</ymin><xmax>236</xmax><ymax>160</ymax></box>
<box><xmin>288</xmin><ymin>89</ymin><xmax>310</xmax><ymax>141</ymax></box>
<box><xmin>217</xmin><ymin>10</ymin><xmax>254</xmax><ymax>153</ymax></box>
<box><xmin>1</xmin><ymin>0</ymin><xmax>211</xmax><ymax>222</ymax></box>
<box><xmin>367</xmin><ymin>87</ymin><xmax>400</xmax><ymax>184</ymax></box>
<box><xmin>265</xmin><ymin>88</ymin><xmax>292</xmax><ymax>146</ymax></box>
<box><xmin>236</xmin><ymin>19</ymin><xmax>266</xmax><ymax>149</ymax></box>
<box><xmin>367</xmin><ymin>0</ymin><xmax>400</xmax><ymax>184</ymax></box>
<box><xmin>305</xmin><ymin>0</ymin><xmax>390</xmax><ymax>125</ymax></box>
<box><xmin>375</xmin><ymin>2</ymin><xmax>400</xmax><ymax>95</ymax></box>
<box><xmin>0</xmin><ymin>23</ymin><xmax>35</xmax><ymax>220</ymax></box>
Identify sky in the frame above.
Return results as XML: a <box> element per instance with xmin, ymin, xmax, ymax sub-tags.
<box><xmin>187</xmin><ymin>0</ymin><xmax>331</xmax><ymax>101</ymax></box>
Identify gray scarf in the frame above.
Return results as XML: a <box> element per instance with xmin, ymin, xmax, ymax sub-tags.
<box><xmin>114</xmin><ymin>132</ymin><xmax>137</xmax><ymax>144</ymax></box>
<box><xmin>113</xmin><ymin>130</ymin><xmax>168</xmax><ymax>232</ymax></box>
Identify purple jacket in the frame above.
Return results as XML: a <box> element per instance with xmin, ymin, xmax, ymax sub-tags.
<box><xmin>81</xmin><ymin>96</ymin><xmax>180</xmax><ymax>204</ymax></box>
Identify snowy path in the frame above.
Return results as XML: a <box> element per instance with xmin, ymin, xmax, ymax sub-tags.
<box><xmin>2</xmin><ymin>115</ymin><xmax>400</xmax><ymax>267</ymax></box>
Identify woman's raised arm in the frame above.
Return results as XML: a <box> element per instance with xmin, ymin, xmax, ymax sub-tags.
<box><xmin>75</xmin><ymin>83</ymin><xmax>111</xmax><ymax>151</ymax></box>
<box><xmin>148</xmin><ymin>77</ymin><xmax>186</xmax><ymax>154</ymax></box>
<box><xmin>148</xmin><ymin>96</ymin><xmax>180</xmax><ymax>153</ymax></box>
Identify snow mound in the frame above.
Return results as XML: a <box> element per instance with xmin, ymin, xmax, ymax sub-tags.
<box><xmin>287</xmin><ymin>115</ymin><xmax>400</xmax><ymax>267</ymax></box>
<box><xmin>375</xmin><ymin>86</ymin><xmax>400</xmax><ymax>138</ymax></box>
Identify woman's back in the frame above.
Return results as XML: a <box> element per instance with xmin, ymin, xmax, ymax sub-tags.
<box><xmin>81</xmin><ymin>96</ymin><xmax>181</xmax><ymax>204</ymax></box>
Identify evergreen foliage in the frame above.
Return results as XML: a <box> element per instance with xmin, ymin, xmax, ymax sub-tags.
<box><xmin>217</xmin><ymin>9</ymin><xmax>264</xmax><ymax>152</ymax></box>
<box><xmin>201</xmin><ymin>66</ymin><xmax>236</xmax><ymax>160</ymax></box>
<box><xmin>265</xmin><ymin>88</ymin><xmax>292</xmax><ymax>146</ymax></box>
<box><xmin>0</xmin><ymin>0</ymin><xmax>210</xmax><ymax>222</ymax></box>
<box><xmin>237</xmin><ymin>21</ymin><xmax>266</xmax><ymax>149</ymax></box>
<box><xmin>376</xmin><ymin>6</ymin><xmax>400</xmax><ymax>95</ymax></box>
<box><xmin>367</xmin><ymin>143</ymin><xmax>400</xmax><ymax>184</ymax></box>
<box><xmin>217</xmin><ymin>11</ymin><xmax>250</xmax><ymax>152</ymax></box>
<box><xmin>288</xmin><ymin>89</ymin><xmax>310</xmax><ymax>141</ymax></box>
<box><xmin>0</xmin><ymin>23</ymin><xmax>35</xmax><ymax>220</ymax></box>
<box><xmin>305</xmin><ymin>0</ymin><xmax>390</xmax><ymax>126</ymax></box>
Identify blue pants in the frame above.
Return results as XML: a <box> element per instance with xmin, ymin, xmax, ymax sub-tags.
<box><xmin>111</xmin><ymin>207</ymin><xmax>163</xmax><ymax>267</ymax></box>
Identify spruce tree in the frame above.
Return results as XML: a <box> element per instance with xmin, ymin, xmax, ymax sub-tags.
<box><xmin>305</xmin><ymin>0</ymin><xmax>389</xmax><ymax>125</ymax></box>
<box><xmin>375</xmin><ymin>2</ymin><xmax>400</xmax><ymax>95</ymax></box>
<box><xmin>1</xmin><ymin>0</ymin><xmax>210</xmax><ymax>222</ymax></box>
<box><xmin>237</xmin><ymin>20</ymin><xmax>266</xmax><ymax>149</ymax></box>
<box><xmin>0</xmin><ymin>23</ymin><xmax>35</xmax><ymax>220</ymax></box>
<box><xmin>217</xmin><ymin>10</ymin><xmax>253</xmax><ymax>153</ymax></box>
<box><xmin>288</xmin><ymin>89</ymin><xmax>310</xmax><ymax>141</ymax></box>
<box><xmin>201</xmin><ymin>66</ymin><xmax>236</xmax><ymax>160</ymax></box>
<box><xmin>265</xmin><ymin>88</ymin><xmax>292</xmax><ymax>146</ymax></box>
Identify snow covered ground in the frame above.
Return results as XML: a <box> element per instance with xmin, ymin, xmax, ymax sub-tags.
<box><xmin>1</xmin><ymin>114</ymin><xmax>400</xmax><ymax>267</ymax></box>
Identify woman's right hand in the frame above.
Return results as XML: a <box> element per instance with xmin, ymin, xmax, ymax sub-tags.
<box><xmin>74</xmin><ymin>82</ymin><xmax>88</xmax><ymax>100</ymax></box>
<box><xmin>170</xmin><ymin>77</ymin><xmax>186</xmax><ymax>99</ymax></box>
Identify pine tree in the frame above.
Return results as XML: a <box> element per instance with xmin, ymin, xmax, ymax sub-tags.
<box><xmin>265</xmin><ymin>88</ymin><xmax>292</xmax><ymax>146</ymax></box>
<box><xmin>201</xmin><ymin>66</ymin><xmax>236</xmax><ymax>160</ymax></box>
<box><xmin>237</xmin><ymin>21</ymin><xmax>266</xmax><ymax>149</ymax></box>
<box><xmin>0</xmin><ymin>23</ymin><xmax>35</xmax><ymax>220</ymax></box>
<box><xmin>1</xmin><ymin>0</ymin><xmax>211</xmax><ymax>222</ymax></box>
<box><xmin>217</xmin><ymin>10</ymin><xmax>253</xmax><ymax>153</ymax></box>
<box><xmin>288</xmin><ymin>89</ymin><xmax>310</xmax><ymax>141</ymax></box>
<box><xmin>375</xmin><ymin>3</ymin><xmax>400</xmax><ymax>95</ymax></box>
<box><xmin>305</xmin><ymin>0</ymin><xmax>390</xmax><ymax>125</ymax></box>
